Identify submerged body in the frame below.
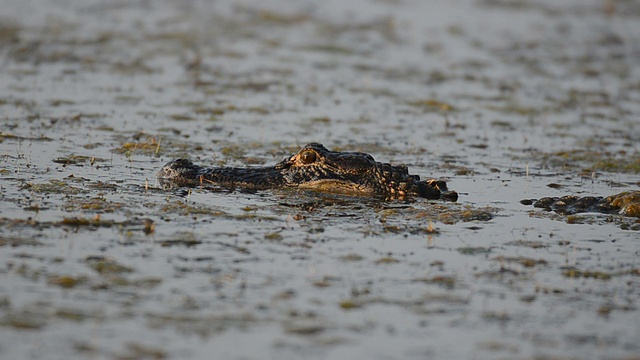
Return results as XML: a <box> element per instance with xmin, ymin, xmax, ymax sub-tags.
<box><xmin>157</xmin><ymin>142</ymin><xmax>639</xmax><ymax>216</ymax></box>
<box><xmin>157</xmin><ymin>142</ymin><xmax>458</xmax><ymax>201</ymax></box>
<box><xmin>524</xmin><ymin>191</ymin><xmax>640</xmax><ymax>218</ymax></box>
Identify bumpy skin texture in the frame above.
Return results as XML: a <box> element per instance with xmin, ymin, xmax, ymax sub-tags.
<box><xmin>157</xmin><ymin>142</ymin><xmax>458</xmax><ymax>201</ymax></box>
<box><xmin>522</xmin><ymin>190</ymin><xmax>640</xmax><ymax>218</ymax></box>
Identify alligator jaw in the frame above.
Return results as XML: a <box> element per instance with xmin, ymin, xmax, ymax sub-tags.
<box><xmin>414</xmin><ymin>179</ymin><xmax>458</xmax><ymax>201</ymax></box>
<box><xmin>157</xmin><ymin>143</ymin><xmax>458</xmax><ymax>201</ymax></box>
<box><xmin>157</xmin><ymin>159</ymin><xmax>204</xmax><ymax>188</ymax></box>
<box><xmin>296</xmin><ymin>179</ymin><xmax>374</xmax><ymax>197</ymax></box>
<box><xmin>157</xmin><ymin>159</ymin><xmax>283</xmax><ymax>190</ymax></box>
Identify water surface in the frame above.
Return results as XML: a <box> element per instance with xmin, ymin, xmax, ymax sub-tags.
<box><xmin>1</xmin><ymin>0</ymin><xmax>639</xmax><ymax>359</ymax></box>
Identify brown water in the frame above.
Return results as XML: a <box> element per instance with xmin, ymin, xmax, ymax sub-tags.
<box><xmin>1</xmin><ymin>0</ymin><xmax>639</xmax><ymax>359</ymax></box>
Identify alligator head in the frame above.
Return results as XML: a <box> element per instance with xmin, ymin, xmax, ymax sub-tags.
<box><xmin>158</xmin><ymin>142</ymin><xmax>457</xmax><ymax>201</ymax></box>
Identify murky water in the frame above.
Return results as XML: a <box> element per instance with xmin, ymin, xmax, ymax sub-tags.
<box><xmin>1</xmin><ymin>0</ymin><xmax>639</xmax><ymax>359</ymax></box>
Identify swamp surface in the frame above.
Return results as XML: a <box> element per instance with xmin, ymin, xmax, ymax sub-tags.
<box><xmin>0</xmin><ymin>0</ymin><xmax>639</xmax><ymax>359</ymax></box>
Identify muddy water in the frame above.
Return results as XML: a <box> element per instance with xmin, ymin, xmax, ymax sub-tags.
<box><xmin>1</xmin><ymin>0</ymin><xmax>639</xmax><ymax>359</ymax></box>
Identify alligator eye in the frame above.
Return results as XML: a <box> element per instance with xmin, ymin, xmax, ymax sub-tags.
<box><xmin>300</xmin><ymin>151</ymin><xmax>317</xmax><ymax>164</ymax></box>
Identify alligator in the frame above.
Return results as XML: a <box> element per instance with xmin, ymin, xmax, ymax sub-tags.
<box><xmin>157</xmin><ymin>142</ymin><xmax>459</xmax><ymax>201</ymax></box>
<box><xmin>157</xmin><ymin>142</ymin><xmax>640</xmax><ymax>218</ymax></box>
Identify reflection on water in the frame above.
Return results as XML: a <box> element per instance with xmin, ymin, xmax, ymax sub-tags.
<box><xmin>0</xmin><ymin>0</ymin><xmax>639</xmax><ymax>359</ymax></box>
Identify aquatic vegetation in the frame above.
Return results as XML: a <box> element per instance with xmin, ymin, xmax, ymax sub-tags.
<box><xmin>85</xmin><ymin>256</ymin><xmax>134</xmax><ymax>275</ymax></box>
<box><xmin>457</xmin><ymin>247</ymin><xmax>492</xmax><ymax>255</ymax></box>
<box><xmin>406</xmin><ymin>99</ymin><xmax>456</xmax><ymax>112</ymax></box>
<box><xmin>48</xmin><ymin>275</ymin><xmax>88</xmax><ymax>288</ymax></box>
<box><xmin>113</xmin><ymin>135</ymin><xmax>162</xmax><ymax>156</ymax></box>
<box><xmin>22</xmin><ymin>180</ymin><xmax>84</xmax><ymax>195</ymax></box>
<box><xmin>562</xmin><ymin>268</ymin><xmax>612</xmax><ymax>280</ymax></box>
<box><xmin>0</xmin><ymin>0</ymin><xmax>638</xmax><ymax>359</ymax></box>
<box><xmin>374</xmin><ymin>256</ymin><xmax>400</xmax><ymax>264</ymax></box>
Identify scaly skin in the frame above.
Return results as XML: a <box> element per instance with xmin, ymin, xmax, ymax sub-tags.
<box><xmin>523</xmin><ymin>190</ymin><xmax>640</xmax><ymax>218</ymax></box>
<box><xmin>158</xmin><ymin>142</ymin><xmax>639</xmax><ymax>215</ymax></box>
<box><xmin>157</xmin><ymin>142</ymin><xmax>458</xmax><ymax>201</ymax></box>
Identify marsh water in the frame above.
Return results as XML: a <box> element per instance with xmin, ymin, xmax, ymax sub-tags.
<box><xmin>1</xmin><ymin>0</ymin><xmax>639</xmax><ymax>359</ymax></box>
